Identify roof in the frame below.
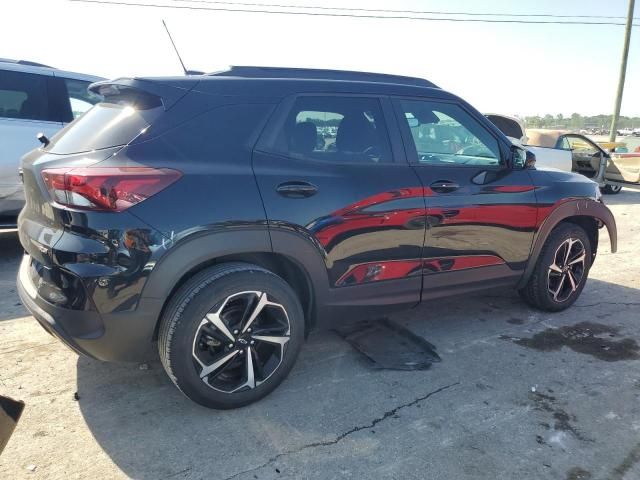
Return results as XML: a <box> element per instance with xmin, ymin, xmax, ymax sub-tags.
<box><xmin>0</xmin><ymin>58</ymin><xmax>54</xmax><ymax>68</ymax></box>
<box><xmin>128</xmin><ymin>73</ymin><xmax>449</xmax><ymax>101</ymax></box>
<box><xmin>208</xmin><ymin>66</ymin><xmax>438</xmax><ymax>88</ymax></box>
<box><xmin>0</xmin><ymin>58</ymin><xmax>103</xmax><ymax>82</ymax></box>
<box><xmin>526</xmin><ymin>129</ymin><xmax>570</xmax><ymax>148</ymax></box>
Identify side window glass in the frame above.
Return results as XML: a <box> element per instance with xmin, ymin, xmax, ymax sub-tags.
<box><xmin>399</xmin><ymin>99</ymin><xmax>502</xmax><ymax>166</ymax></box>
<box><xmin>558</xmin><ymin>136</ymin><xmax>571</xmax><ymax>150</ymax></box>
<box><xmin>567</xmin><ymin>136</ymin><xmax>598</xmax><ymax>155</ymax></box>
<box><xmin>62</xmin><ymin>78</ymin><xmax>103</xmax><ymax>119</ymax></box>
<box><xmin>274</xmin><ymin>96</ymin><xmax>392</xmax><ymax>163</ymax></box>
<box><xmin>0</xmin><ymin>71</ymin><xmax>49</xmax><ymax>121</ymax></box>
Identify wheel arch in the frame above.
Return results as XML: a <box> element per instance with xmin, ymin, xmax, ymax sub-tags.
<box><xmin>141</xmin><ymin>228</ymin><xmax>329</xmax><ymax>340</ymax></box>
<box><xmin>517</xmin><ymin>199</ymin><xmax>617</xmax><ymax>288</ymax></box>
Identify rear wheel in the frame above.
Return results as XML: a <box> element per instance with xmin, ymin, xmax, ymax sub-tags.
<box><xmin>519</xmin><ymin>224</ymin><xmax>591</xmax><ymax>312</ymax></box>
<box><xmin>158</xmin><ymin>263</ymin><xmax>304</xmax><ymax>409</ymax></box>
<box><xmin>601</xmin><ymin>184</ymin><xmax>622</xmax><ymax>194</ymax></box>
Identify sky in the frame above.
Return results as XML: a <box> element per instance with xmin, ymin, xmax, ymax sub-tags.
<box><xmin>2</xmin><ymin>0</ymin><xmax>639</xmax><ymax>117</ymax></box>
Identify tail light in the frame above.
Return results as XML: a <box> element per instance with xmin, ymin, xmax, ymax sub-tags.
<box><xmin>41</xmin><ymin>167</ymin><xmax>182</xmax><ymax>212</ymax></box>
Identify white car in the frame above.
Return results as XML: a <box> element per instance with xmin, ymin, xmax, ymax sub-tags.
<box><xmin>486</xmin><ymin>114</ymin><xmax>640</xmax><ymax>194</ymax></box>
<box><xmin>0</xmin><ymin>59</ymin><xmax>103</xmax><ymax>220</ymax></box>
<box><xmin>485</xmin><ymin>114</ymin><xmax>572</xmax><ymax>172</ymax></box>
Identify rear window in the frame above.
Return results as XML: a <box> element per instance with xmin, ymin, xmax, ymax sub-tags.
<box><xmin>46</xmin><ymin>91</ymin><xmax>163</xmax><ymax>154</ymax></box>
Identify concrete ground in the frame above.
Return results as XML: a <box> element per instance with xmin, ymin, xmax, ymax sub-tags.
<box><xmin>1</xmin><ymin>191</ymin><xmax>639</xmax><ymax>480</ymax></box>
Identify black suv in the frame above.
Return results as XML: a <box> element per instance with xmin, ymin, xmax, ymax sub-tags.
<box><xmin>17</xmin><ymin>67</ymin><xmax>617</xmax><ymax>409</ymax></box>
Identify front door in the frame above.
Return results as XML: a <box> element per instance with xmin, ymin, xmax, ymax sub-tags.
<box><xmin>253</xmin><ymin>94</ymin><xmax>426</xmax><ymax>306</ymax></box>
<box><xmin>393</xmin><ymin>98</ymin><xmax>538</xmax><ymax>293</ymax></box>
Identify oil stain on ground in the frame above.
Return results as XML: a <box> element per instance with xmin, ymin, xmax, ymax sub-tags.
<box><xmin>505</xmin><ymin>322</ymin><xmax>640</xmax><ymax>362</ymax></box>
<box><xmin>530</xmin><ymin>392</ymin><xmax>591</xmax><ymax>442</ymax></box>
<box><xmin>566</xmin><ymin>466</ymin><xmax>592</xmax><ymax>480</ymax></box>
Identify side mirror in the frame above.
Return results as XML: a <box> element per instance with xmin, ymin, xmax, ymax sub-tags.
<box><xmin>512</xmin><ymin>146</ymin><xmax>536</xmax><ymax>169</ymax></box>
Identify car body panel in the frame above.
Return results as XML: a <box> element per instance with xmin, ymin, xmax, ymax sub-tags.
<box><xmin>15</xmin><ymin>70</ymin><xmax>618</xmax><ymax>362</ymax></box>
<box><xmin>606</xmin><ymin>153</ymin><xmax>640</xmax><ymax>184</ymax></box>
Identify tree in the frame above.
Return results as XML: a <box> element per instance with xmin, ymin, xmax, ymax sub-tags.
<box><xmin>570</xmin><ymin>113</ymin><xmax>583</xmax><ymax>129</ymax></box>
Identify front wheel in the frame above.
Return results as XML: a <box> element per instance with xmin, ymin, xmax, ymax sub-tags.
<box><xmin>601</xmin><ymin>184</ymin><xmax>622</xmax><ymax>194</ymax></box>
<box><xmin>519</xmin><ymin>224</ymin><xmax>591</xmax><ymax>312</ymax></box>
<box><xmin>158</xmin><ymin>263</ymin><xmax>304</xmax><ymax>409</ymax></box>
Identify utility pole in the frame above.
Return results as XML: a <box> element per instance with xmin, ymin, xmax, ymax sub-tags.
<box><xmin>609</xmin><ymin>0</ymin><xmax>635</xmax><ymax>142</ymax></box>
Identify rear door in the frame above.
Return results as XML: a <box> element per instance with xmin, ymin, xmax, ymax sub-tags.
<box><xmin>393</xmin><ymin>97</ymin><xmax>538</xmax><ymax>293</ymax></box>
<box><xmin>253</xmin><ymin>94</ymin><xmax>426</xmax><ymax>305</ymax></box>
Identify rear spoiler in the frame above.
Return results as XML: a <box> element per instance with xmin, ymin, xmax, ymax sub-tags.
<box><xmin>88</xmin><ymin>77</ymin><xmax>199</xmax><ymax>110</ymax></box>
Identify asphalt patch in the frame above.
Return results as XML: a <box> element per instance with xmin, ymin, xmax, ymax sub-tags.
<box><xmin>505</xmin><ymin>322</ymin><xmax>640</xmax><ymax>362</ymax></box>
<box><xmin>335</xmin><ymin>318</ymin><xmax>441</xmax><ymax>370</ymax></box>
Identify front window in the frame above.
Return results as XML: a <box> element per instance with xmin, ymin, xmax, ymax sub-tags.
<box><xmin>399</xmin><ymin>99</ymin><xmax>502</xmax><ymax>166</ymax></box>
<box><xmin>565</xmin><ymin>135</ymin><xmax>599</xmax><ymax>156</ymax></box>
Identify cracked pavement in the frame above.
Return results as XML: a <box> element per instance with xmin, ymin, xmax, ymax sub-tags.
<box><xmin>1</xmin><ymin>190</ymin><xmax>639</xmax><ymax>480</ymax></box>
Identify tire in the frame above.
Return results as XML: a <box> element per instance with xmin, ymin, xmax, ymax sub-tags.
<box><xmin>519</xmin><ymin>223</ymin><xmax>592</xmax><ymax>312</ymax></box>
<box><xmin>158</xmin><ymin>262</ymin><xmax>305</xmax><ymax>409</ymax></box>
<box><xmin>601</xmin><ymin>184</ymin><xmax>622</xmax><ymax>194</ymax></box>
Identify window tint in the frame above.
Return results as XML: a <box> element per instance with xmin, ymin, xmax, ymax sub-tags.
<box><xmin>0</xmin><ymin>70</ymin><xmax>49</xmax><ymax>121</ymax></box>
<box><xmin>47</xmin><ymin>92</ymin><xmax>163</xmax><ymax>154</ymax></box>
<box><xmin>62</xmin><ymin>78</ymin><xmax>102</xmax><ymax>119</ymax></box>
<box><xmin>399</xmin><ymin>100</ymin><xmax>501</xmax><ymax>166</ymax></box>
<box><xmin>274</xmin><ymin>96</ymin><xmax>392</xmax><ymax>163</ymax></box>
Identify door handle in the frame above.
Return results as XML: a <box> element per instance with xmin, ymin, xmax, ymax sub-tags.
<box><xmin>276</xmin><ymin>181</ymin><xmax>318</xmax><ymax>198</ymax></box>
<box><xmin>430</xmin><ymin>180</ymin><xmax>460</xmax><ymax>193</ymax></box>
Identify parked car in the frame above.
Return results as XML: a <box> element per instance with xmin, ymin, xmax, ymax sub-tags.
<box><xmin>485</xmin><ymin>114</ymin><xmax>639</xmax><ymax>195</ymax></box>
<box><xmin>17</xmin><ymin>66</ymin><xmax>617</xmax><ymax>409</ymax></box>
<box><xmin>526</xmin><ymin>129</ymin><xmax>640</xmax><ymax>194</ymax></box>
<box><xmin>0</xmin><ymin>58</ymin><xmax>103</xmax><ymax>220</ymax></box>
<box><xmin>485</xmin><ymin>115</ymin><xmax>572</xmax><ymax>172</ymax></box>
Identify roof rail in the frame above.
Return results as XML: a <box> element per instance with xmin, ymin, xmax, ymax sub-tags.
<box><xmin>0</xmin><ymin>58</ymin><xmax>55</xmax><ymax>68</ymax></box>
<box><xmin>209</xmin><ymin>66</ymin><xmax>437</xmax><ymax>88</ymax></box>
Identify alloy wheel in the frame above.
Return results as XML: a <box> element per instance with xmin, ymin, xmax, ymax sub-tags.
<box><xmin>192</xmin><ymin>291</ymin><xmax>291</xmax><ymax>393</ymax></box>
<box><xmin>547</xmin><ymin>238</ymin><xmax>586</xmax><ymax>303</ymax></box>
